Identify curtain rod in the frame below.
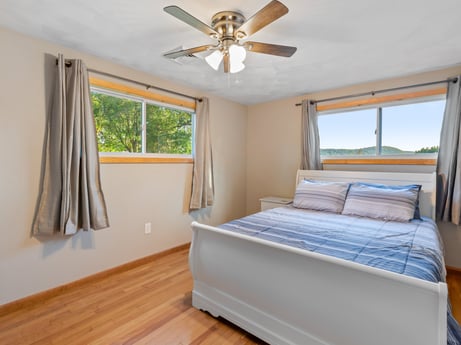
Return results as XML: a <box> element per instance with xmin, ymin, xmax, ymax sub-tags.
<box><xmin>295</xmin><ymin>77</ymin><xmax>458</xmax><ymax>106</ymax></box>
<box><xmin>56</xmin><ymin>59</ymin><xmax>201</xmax><ymax>102</ymax></box>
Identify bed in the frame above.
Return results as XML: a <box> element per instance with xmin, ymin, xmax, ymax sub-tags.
<box><xmin>189</xmin><ymin>170</ymin><xmax>461</xmax><ymax>345</ymax></box>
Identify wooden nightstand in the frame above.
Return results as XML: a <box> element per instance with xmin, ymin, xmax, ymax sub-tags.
<box><xmin>260</xmin><ymin>196</ymin><xmax>293</xmax><ymax>211</ymax></box>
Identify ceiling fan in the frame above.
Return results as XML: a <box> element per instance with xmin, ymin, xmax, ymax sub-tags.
<box><xmin>163</xmin><ymin>0</ymin><xmax>297</xmax><ymax>74</ymax></box>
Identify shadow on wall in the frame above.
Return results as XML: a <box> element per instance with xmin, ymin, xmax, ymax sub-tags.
<box><xmin>189</xmin><ymin>208</ymin><xmax>213</xmax><ymax>224</ymax></box>
<box><xmin>32</xmin><ymin>231</ymin><xmax>95</xmax><ymax>259</ymax></box>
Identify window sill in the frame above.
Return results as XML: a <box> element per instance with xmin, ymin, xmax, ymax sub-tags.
<box><xmin>322</xmin><ymin>158</ymin><xmax>436</xmax><ymax>166</ymax></box>
<box><xmin>100</xmin><ymin>156</ymin><xmax>193</xmax><ymax>164</ymax></box>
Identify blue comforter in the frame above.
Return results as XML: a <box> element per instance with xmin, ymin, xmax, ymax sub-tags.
<box><xmin>218</xmin><ymin>206</ymin><xmax>461</xmax><ymax>345</ymax></box>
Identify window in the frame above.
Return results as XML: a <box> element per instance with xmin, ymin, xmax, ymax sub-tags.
<box><xmin>318</xmin><ymin>97</ymin><xmax>445</xmax><ymax>158</ymax></box>
<box><xmin>91</xmin><ymin>88</ymin><xmax>194</xmax><ymax>158</ymax></box>
<box><xmin>145</xmin><ymin>103</ymin><xmax>193</xmax><ymax>154</ymax></box>
<box><xmin>92</xmin><ymin>91</ymin><xmax>142</xmax><ymax>153</ymax></box>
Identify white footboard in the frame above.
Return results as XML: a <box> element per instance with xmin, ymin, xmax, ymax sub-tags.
<box><xmin>189</xmin><ymin>221</ymin><xmax>448</xmax><ymax>345</ymax></box>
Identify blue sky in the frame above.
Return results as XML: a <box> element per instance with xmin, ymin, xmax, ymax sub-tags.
<box><xmin>318</xmin><ymin>99</ymin><xmax>446</xmax><ymax>152</ymax></box>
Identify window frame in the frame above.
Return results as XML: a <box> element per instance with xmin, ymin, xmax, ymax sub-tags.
<box><xmin>90</xmin><ymin>77</ymin><xmax>196</xmax><ymax>164</ymax></box>
<box><xmin>317</xmin><ymin>87</ymin><xmax>447</xmax><ymax>166</ymax></box>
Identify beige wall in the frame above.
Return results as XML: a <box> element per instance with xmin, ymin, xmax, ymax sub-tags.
<box><xmin>247</xmin><ymin>65</ymin><xmax>461</xmax><ymax>268</ymax></box>
<box><xmin>0</xmin><ymin>27</ymin><xmax>247</xmax><ymax>306</ymax></box>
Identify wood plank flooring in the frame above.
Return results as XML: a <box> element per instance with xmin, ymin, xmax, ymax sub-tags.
<box><xmin>0</xmin><ymin>248</ymin><xmax>265</xmax><ymax>345</ymax></box>
<box><xmin>447</xmin><ymin>269</ymin><xmax>461</xmax><ymax>322</ymax></box>
<box><xmin>1</xmin><ymin>247</ymin><xmax>460</xmax><ymax>345</ymax></box>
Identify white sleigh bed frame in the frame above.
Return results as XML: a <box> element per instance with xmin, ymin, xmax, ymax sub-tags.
<box><xmin>189</xmin><ymin>170</ymin><xmax>447</xmax><ymax>345</ymax></box>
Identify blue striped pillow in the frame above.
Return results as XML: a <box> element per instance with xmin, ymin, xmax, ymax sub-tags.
<box><xmin>342</xmin><ymin>183</ymin><xmax>420</xmax><ymax>222</ymax></box>
<box><xmin>293</xmin><ymin>179</ymin><xmax>350</xmax><ymax>213</ymax></box>
<box><xmin>357</xmin><ymin>182</ymin><xmax>422</xmax><ymax>219</ymax></box>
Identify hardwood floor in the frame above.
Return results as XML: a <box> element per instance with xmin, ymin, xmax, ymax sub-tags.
<box><xmin>0</xmin><ymin>248</ymin><xmax>265</xmax><ymax>345</ymax></box>
<box><xmin>1</xmin><ymin>247</ymin><xmax>460</xmax><ymax>345</ymax></box>
<box><xmin>447</xmin><ymin>269</ymin><xmax>461</xmax><ymax>322</ymax></box>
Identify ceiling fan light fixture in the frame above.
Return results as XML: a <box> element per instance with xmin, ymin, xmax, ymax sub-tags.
<box><xmin>205</xmin><ymin>50</ymin><xmax>223</xmax><ymax>70</ymax></box>
<box><xmin>229</xmin><ymin>44</ymin><xmax>246</xmax><ymax>63</ymax></box>
<box><xmin>230</xmin><ymin>60</ymin><xmax>245</xmax><ymax>74</ymax></box>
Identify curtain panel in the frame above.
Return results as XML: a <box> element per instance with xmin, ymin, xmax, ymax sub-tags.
<box><xmin>437</xmin><ymin>77</ymin><xmax>461</xmax><ymax>225</ymax></box>
<box><xmin>189</xmin><ymin>97</ymin><xmax>214</xmax><ymax>210</ymax></box>
<box><xmin>300</xmin><ymin>99</ymin><xmax>322</xmax><ymax>170</ymax></box>
<box><xmin>32</xmin><ymin>54</ymin><xmax>109</xmax><ymax>235</ymax></box>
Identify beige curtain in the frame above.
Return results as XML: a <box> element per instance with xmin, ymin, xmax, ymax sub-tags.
<box><xmin>189</xmin><ymin>97</ymin><xmax>214</xmax><ymax>210</ymax></box>
<box><xmin>300</xmin><ymin>99</ymin><xmax>322</xmax><ymax>170</ymax></box>
<box><xmin>32</xmin><ymin>54</ymin><xmax>109</xmax><ymax>235</ymax></box>
<box><xmin>436</xmin><ymin>77</ymin><xmax>461</xmax><ymax>224</ymax></box>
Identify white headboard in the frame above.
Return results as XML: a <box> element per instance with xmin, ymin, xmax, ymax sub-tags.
<box><xmin>296</xmin><ymin>170</ymin><xmax>436</xmax><ymax>220</ymax></box>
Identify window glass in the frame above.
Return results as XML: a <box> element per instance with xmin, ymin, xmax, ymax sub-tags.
<box><xmin>92</xmin><ymin>92</ymin><xmax>142</xmax><ymax>153</ymax></box>
<box><xmin>381</xmin><ymin>100</ymin><xmax>445</xmax><ymax>154</ymax></box>
<box><xmin>318</xmin><ymin>108</ymin><xmax>377</xmax><ymax>156</ymax></box>
<box><xmin>91</xmin><ymin>89</ymin><xmax>194</xmax><ymax>156</ymax></box>
<box><xmin>318</xmin><ymin>97</ymin><xmax>445</xmax><ymax>157</ymax></box>
<box><xmin>146</xmin><ymin>103</ymin><xmax>193</xmax><ymax>154</ymax></box>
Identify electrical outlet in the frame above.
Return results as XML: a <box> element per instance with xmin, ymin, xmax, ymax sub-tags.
<box><xmin>144</xmin><ymin>222</ymin><xmax>152</xmax><ymax>234</ymax></box>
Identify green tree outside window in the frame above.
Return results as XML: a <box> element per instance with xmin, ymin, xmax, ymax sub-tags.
<box><xmin>146</xmin><ymin>104</ymin><xmax>192</xmax><ymax>154</ymax></box>
<box><xmin>91</xmin><ymin>90</ymin><xmax>193</xmax><ymax>154</ymax></box>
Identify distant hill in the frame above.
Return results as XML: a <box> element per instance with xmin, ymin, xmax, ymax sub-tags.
<box><xmin>320</xmin><ymin>146</ymin><xmax>413</xmax><ymax>156</ymax></box>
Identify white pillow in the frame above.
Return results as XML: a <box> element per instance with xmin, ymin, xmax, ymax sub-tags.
<box><xmin>293</xmin><ymin>179</ymin><xmax>350</xmax><ymax>213</ymax></box>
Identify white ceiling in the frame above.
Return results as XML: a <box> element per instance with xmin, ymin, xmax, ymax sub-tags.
<box><xmin>1</xmin><ymin>0</ymin><xmax>460</xmax><ymax>105</ymax></box>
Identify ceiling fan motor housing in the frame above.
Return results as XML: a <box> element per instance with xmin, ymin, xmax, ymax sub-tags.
<box><xmin>211</xmin><ymin>11</ymin><xmax>246</xmax><ymax>41</ymax></box>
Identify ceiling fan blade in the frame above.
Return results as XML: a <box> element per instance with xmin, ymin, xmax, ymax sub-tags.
<box><xmin>164</xmin><ymin>6</ymin><xmax>219</xmax><ymax>38</ymax></box>
<box><xmin>163</xmin><ymin>45</ymin><xmax>214</xmax><ymax>59</ymax></box>
<box><xmin>236</xmin><ymin>0</ymin><xmax>288</xmax><ymax>38</ymax></box>
<box><xmin>223</xmin><ymin>54</ymin><xmax>230</xmax><ymax>73</ymax></box>
<box><xmin>244</xmin><ymin>41</ymin><xmax>297</xmax><ymax>57</ymax></box>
